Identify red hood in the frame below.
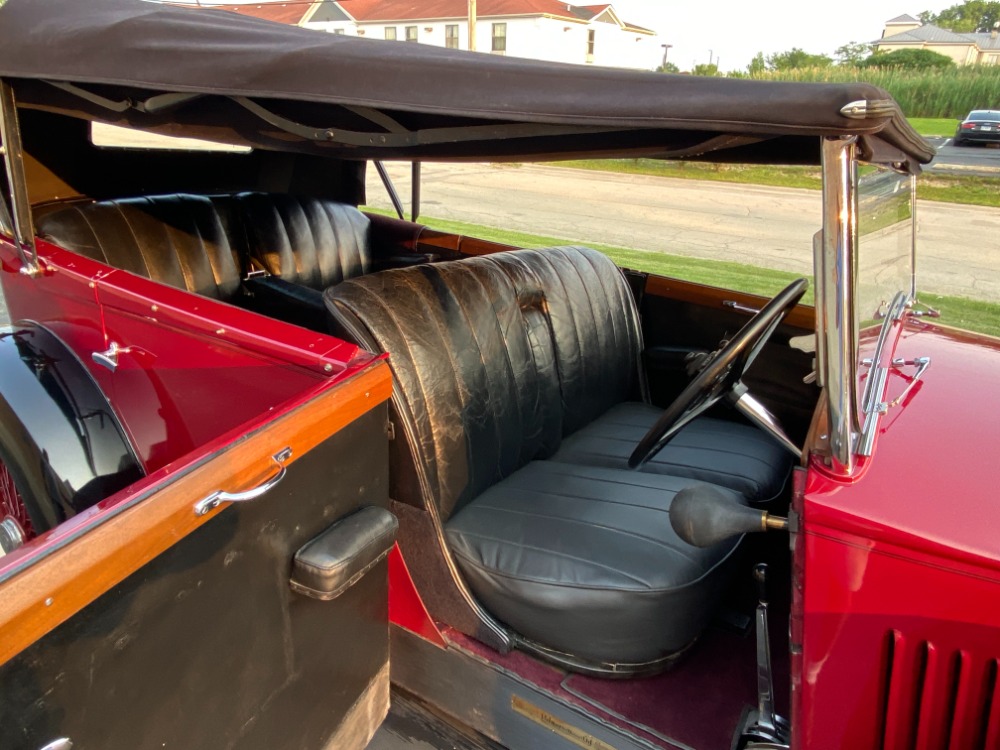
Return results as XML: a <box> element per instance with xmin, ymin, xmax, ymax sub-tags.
<box><xmin>807</xmin><ymin>322</ymin><xmax>1000</xmax><ymax>576</ymax></box>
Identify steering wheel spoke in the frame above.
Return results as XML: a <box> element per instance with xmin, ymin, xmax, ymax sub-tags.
<box><xmin>628</xmin><ymin>278</ymin><xmax>808</xmax><ymax>469</ymax></box>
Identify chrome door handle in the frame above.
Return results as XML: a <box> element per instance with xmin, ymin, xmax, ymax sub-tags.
<box><xmin>194</xmin><ymin>447</ymin><xmax>292</xmax><ymax>516</ymax></box>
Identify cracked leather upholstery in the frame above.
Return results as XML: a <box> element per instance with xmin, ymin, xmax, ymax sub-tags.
<box><xmin>327</xmin><ymin>246</ymin><xmax>644</xmax><ymax>521</ymax></box>
<box><xmin>325</xmin><ymin>246</ymin><xmax>781</xmax><ymax>666</ymax></box>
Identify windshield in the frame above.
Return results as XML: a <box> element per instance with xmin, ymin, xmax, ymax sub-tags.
<box><xmin>853</xmin><ymin>165</ymin><xmax>915</xmax><ymax>440</ymax></box>
<box><xmin>855</xmin><ymin>166</ymin><xmax>915</xmax><ymax>329</ymax></box>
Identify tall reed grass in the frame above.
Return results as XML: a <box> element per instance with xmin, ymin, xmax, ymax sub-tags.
<box><xmin>746</xmin><ymin>66</ymin><xmax>1000</xmax><ymax>118</ymax></box>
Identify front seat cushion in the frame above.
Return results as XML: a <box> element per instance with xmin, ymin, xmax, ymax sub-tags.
<box><xmin>552</xmin><ymin>403</ymin><xmax>793</xmax><ymax>503</ymax></box>
<box><xmin>445</xmin><ymin>461</ymin><xmax>744</xmax><ymax>665</ymax></box>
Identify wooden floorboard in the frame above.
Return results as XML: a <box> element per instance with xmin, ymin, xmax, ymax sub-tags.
<box><xmin>367</xmin><ymin>690</ymin><xmax>506</xmax><ymax>750</ymax></box>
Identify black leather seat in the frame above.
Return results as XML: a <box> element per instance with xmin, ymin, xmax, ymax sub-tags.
<box><xmin>35</xmin><ymin>194</ymin><xmax>243</xmax><ymax>301</ymax></box>
<box><xmin>35</xmin><ymin>193</ymin><xmax>374</xmax><ymax>330</ymax></box>
<box><xmin>326</xmin><ymin>246</ymin><xmax>792</xmax><ymax>669</ymax></box>
<box><xmin>235</xmin><ymin>193</ymin><xmax>372</xmax><ymax>288</ymax></box>
<box><xmin>553</xmin><ymin>403</ymin><xmax>790</xmax><ymax>503</ymax></box>
<box><xmin>232</xmin><ymin>194</ymin><xmax>373</xmax><ymax>330</ymax></box>
<box><xmin>445</xmin><ymin>461</ymin><xmax>745</xmax><ymax>664</ymax></box>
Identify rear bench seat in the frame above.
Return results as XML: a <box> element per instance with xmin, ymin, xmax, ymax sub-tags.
<box><xmin>325</xmin><ymin>246</ymin><xmax>792</xmax><ymax>669</ymax></box>
<box><xmin>33</xmin><ymin>193</ymin><xmax>377</xmax><ymax>330</ymax></box>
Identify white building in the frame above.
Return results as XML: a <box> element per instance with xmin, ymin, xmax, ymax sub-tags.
<box><xmin>212</xmin><ymin>1</ymin><xmax>663</xmax><ymax>70</ymax></box>
<box><xmin>874</xmin><ymin>14</ymin><xmax>1000</xmax><ymax>65</ymax></box>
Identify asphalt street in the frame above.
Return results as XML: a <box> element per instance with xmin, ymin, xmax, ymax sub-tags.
<box><xmin>925</xmin><ymin>137</ymin><xmax>1000</xmax><ymax>175</ymax></box>
<box><xmin>367</xmin><ymin>162</ymin><xmax>1000</xmax><ymax>302</ymax></box>
<box><xmin>1</xmin><ymin>164</ymin><xmax>996</xmax><ymax>329</ymax></box>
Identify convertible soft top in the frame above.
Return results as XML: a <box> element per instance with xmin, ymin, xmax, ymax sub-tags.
<box><xmin>0</xmin><ymin>0</ymin><xmax>934</xmax><ymax>168</ymax></box>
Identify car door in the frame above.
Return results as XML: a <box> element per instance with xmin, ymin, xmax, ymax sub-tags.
<box><xmin>0</xmin><ymin>243</ymin><xmax>395</xmax><ymax>750</ymax></box>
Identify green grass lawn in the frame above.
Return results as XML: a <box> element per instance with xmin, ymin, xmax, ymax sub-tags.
<box><xmin>365</xmin><ymin>208</ymin><xmax>1000</xmax><ymax>338</ymax></box>
<box><xmin>908</xmin><ymin>117</ymin><xmax>960</xmax><ymax>137</ymax></box>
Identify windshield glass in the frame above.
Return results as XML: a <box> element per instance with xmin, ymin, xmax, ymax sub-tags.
<box><xmin>853</xmin><ymin>165</ymin><xmax>915</xmax><ymax>435</ymax></box>
<box><xmin>855</xmin><ymin>166</ymin><xmax>915</xmax><ymax>329</ymax></box>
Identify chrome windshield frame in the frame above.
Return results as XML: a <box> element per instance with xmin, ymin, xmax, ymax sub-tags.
<box><xmin>819</xmin><ymin>136</ymin><xmax>859</xmax><ymax>474</ymax></box>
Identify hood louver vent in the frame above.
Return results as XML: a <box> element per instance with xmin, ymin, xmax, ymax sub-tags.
<box><xmin>879</xmin><ymin>630</ymin><xmax>1000</xmax><ymax>749</ymax></box>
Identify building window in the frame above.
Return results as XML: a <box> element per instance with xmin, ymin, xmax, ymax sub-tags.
<box><xmin>385</xmin><ymin>27</ymin><xmax>397</xmax><ymax>41</ymax></box>
<box><xmin>445</xmin><ymin>24</ymin><xmax>459</xmax><ymax>49</ymax></box>
<box><xmin>491</xmin><ymin>22</ymin><xmax>506</xmax><ymax>53</ymax></box>
<box><xmin>587</xmin><ymin>29</ymin><xmax>595</xmax><ymax>62</ymax></box>
<box><xmin>405</xmin><ymin>26</ymin><xmax>418</xmax><ymax>42</ymax></box>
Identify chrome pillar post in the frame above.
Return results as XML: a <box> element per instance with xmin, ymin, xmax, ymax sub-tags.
<box><xmin>820</xmin><ymin>136</ymin><xmax>858</xmax><ymax>475</ymax></box>
<box><xmin>0</xmin><ymin>79</ymin><xmax>40</xmax><ymax>275</ymax></box>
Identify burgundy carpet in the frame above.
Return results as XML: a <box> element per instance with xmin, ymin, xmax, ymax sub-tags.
<box><xmin>446</xmin><ymin>611</ymin><xmax>790</xmax><ymax>750</ymax></box>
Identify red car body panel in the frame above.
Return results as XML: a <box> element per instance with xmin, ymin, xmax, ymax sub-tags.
<box><xmin>0</xmin><ymin>238</ymin><xmax>370</xmax><ymax>474</ymax></box>
<box><xmin>799</xmin><ymin>322</ymin><xmax>1000</xmax><ymax>746</ymax></box>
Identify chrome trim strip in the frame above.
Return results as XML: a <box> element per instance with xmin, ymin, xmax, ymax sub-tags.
<box><xmin>909</xmin><ymin>173</ymin><xmax>917</xmax><ymax>300</ymax></box>
<box><xmin>859</xmin><ymin>291</ymin><xmax>908</xmax><ymax>415</ymax></box>
<box><xmin>840</xmin><ymin>99</ymin><xmax>897</xmax><ymax>120</ymax></box>
<box><xmin>0</xmin><ymin>80</ymin><xmax>39</xmax><ymax>274</ymax></box>
<box><xmin>820</xmin><ymin>136</ymin><xmax>858</xmax><ymax>474</ymax></box>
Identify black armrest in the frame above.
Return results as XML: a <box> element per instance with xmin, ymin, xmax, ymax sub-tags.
<box><xmin>290</xmin><ymin>507</ymin><xmax>398</xmax><ymax>601</ymax></box>
<box><xmin>242</xmin><ymin>276</ymin><xmax>328</xmax><ymax>332</ymax></box>
<box><xmin>377</xmin><ymin>253</ymin><xmax>438</xmax><ymax>269</ymax></box>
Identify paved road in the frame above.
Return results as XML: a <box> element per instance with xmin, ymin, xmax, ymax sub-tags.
<box><xmin>367</xmin><ymin>162</ymin><xmax>1000</xmax><ymax>302</ymax></box>
<box><xmin>926</xmin><ymin>137</ymin><xmax>1000</xmax><ymax>175</ymax></box>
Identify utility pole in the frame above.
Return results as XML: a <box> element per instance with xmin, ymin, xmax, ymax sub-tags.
<box><xmin>660</xmin><ymin>43</ymin><xmax>672</xmax><ymax>68</ymax></box>
<box><xmin>468</xmin><ymin>0</ymin><xmax>477</xmax><ymax>51</ymax></box>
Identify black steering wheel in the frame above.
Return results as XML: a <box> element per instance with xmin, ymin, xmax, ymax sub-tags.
<box><xmin>628</xmin><ymin>278</ymin><xmax>809</xmax><ymax>469</ymax></box>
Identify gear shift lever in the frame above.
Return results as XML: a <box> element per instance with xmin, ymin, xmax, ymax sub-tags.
<box><xmin>740</xmin><ymin>563</ymin><xmax>790</xmax><ymax>747</ymax></box>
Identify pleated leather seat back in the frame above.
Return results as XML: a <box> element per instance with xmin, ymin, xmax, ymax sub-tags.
<box><xmin>234</xmin><ymin>193</ymin><xmax>371</xmax><ymax>289</ymax></box>
<box><xmin>36</xmin><ymin>193</ymin><xmax>373</xmax><ymax>304</ymax></box>
<box><xmin>36</xmin><ymin>194</ymin><xmax>242</xmax><ymax>301</ymax></box>
<box><xmin>325</xmin><ymin>246</ymin><xmax>644</xmax><ymax>520</ymax></box>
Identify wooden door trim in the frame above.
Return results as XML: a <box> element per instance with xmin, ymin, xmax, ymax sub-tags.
<box><xmin>0</xmin><ymin>362</ymin><xmax>392</xmax><ymax>666</ymax></box>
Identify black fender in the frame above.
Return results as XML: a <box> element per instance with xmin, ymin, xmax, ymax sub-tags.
<box><xmin>0</xmin><ymin>323</ymin><xmax>144</xmax><ymax>540</ymax></box>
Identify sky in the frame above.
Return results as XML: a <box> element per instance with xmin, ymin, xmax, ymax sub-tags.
<box><xmin>609</xmin><ymin>0</ymin><xmax>954</xmax><ymax>71</ymax></box>
<box><xmin>178</xmin><ymin>0</ymin><xmax>958</xmax><ymax>72</ymax></box>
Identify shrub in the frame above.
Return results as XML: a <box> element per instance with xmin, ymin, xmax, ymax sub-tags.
<box><xmin>860</xmin><ymin>48</ymin><xmax>956</xmax><ymax>69</ymax></box>
<box><xmin>745</xmin><ymin>65</ymin><xmax>1000</xmax><ymax>118</ymax></box>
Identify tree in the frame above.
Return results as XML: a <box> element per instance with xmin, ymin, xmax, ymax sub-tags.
<box><xmin>835</xmin><ymin>41</ymin><xmax>873</xmax><ymax>65</ymax></box>
<box><xmin>747</xmin><ymin>52</ymin><xmax>766</xmax><ymax>76</ymax></box>
<box><xmin>765</xmin><ymin>47</ymin><xmax>833</xmax><ymax>70</ymax></box>
<box><xmin>860</xmin><ymin>48</ymin><xmax>955</xmax><ymax>69</ymax></box>
<box><xmin>921</xmin><ymin>0</ymin><xmax>1000</xmax><ymax>32</ymax></box>
<box><xmin>656</xmin><ymin>62</ymin><xmax>680</xmax><ymax>74</ymax></box>
<box><xmin>691</xmin><ymin>63</ymin><xmax>720</xmax><ymax>77</ymax></box>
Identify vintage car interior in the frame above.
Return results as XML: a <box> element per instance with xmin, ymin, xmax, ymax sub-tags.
<box><xmin>1</xmin><ymin>1</ymin><xmax>948</xmax><ymax>749</ymax></box>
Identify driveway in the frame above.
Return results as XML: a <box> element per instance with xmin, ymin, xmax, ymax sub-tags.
<box><xmin>367</xmin><ymin>162</ymin><xmax>1000</xmax><ymax>302</ymax></box>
